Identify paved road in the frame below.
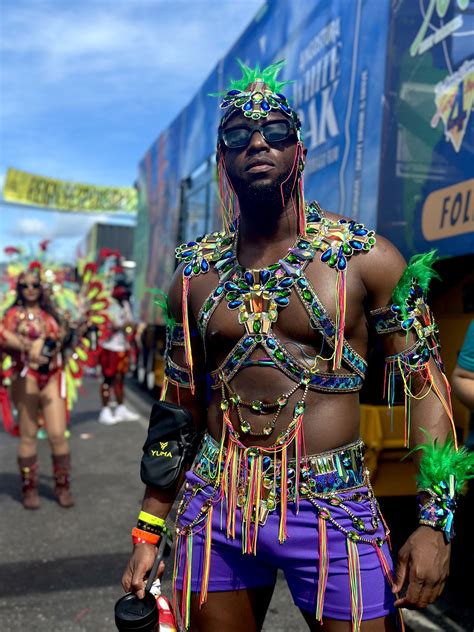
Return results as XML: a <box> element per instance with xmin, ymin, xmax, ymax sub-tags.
<box><xmin>0</xmin><ymin>377</ymin><xmax>472</xmax><ymax>631</ymax></box>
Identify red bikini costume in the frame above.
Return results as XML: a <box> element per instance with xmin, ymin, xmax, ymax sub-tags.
<box><xmin>2</xmin><ymin>306</ymin><xmax>61</xmax><ymax>389</ymax></box>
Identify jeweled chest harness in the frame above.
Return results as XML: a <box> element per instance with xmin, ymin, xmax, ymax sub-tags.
<box><xmin>176</xmin><ymin>203</ymin><xmax>375</xmax><ymax>440</ymax></box>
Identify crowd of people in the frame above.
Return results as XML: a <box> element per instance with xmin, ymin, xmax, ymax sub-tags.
<box><xmin>0</xmin><ymin>247</ymin><xmax>140</xmax><ymax>510</ymax></box>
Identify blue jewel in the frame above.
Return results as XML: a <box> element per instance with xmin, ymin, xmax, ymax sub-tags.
<box><xmin>402</xmin><ymin>318</ymin><xmax>414</xmax><ymax>328</ymax></box>
<box><xmin>260</xmin><ymin>269</ymin><xmax>271</xmax><ymax>284</ymax></box>
<box><xmin>279</xmin><ymin>103</ymin><xmax>290</xmax><ymax>112</ymax></box>
<box><xmin>321</xmin><ymin>249</ymin><xmax>333</xmax><ymax>262</ymax></box>
<box><xmin>221</xmin><ymin>100</ymin><xmax>232</xmax><ymax>108</ymax></box>
<box><xmin>348</xmin><ymin>221</ymin><xmax>355</xmax><ymax>229</ymax></box>
<box><xmin>201</xmin><ymin>259</ymin><xmax>209</xmax><ymax>272</ymax></box>
<box><xmin>243</xmin><ymin>101</ymin><xmax>253</xmax><ymax>111</ymax></box>
<box><xmin>227</xmin><ymin>89</ymin><xmax>240</xmax><ymax>96</ymax></box>
<box><xmin>349</xmin><ymin>240</ymin><xmax>363</xmax><ymax>250</ymax></box>
<box><xmin>228</xmin><ymin>300</ymin><xmax>243</xmax><ymax>309</ymax></box>
<box><xmin>184</xmin><ymin>263</ymin><xmax>193</xmax><ymax>277</ymax></box>
<box><xmin>243</xmin><ymin>337</ymin><xmax>253</xmax><ymax>347</ymax></box>
<box><xmin>187</xmin><ymin>241</ymin><xmax>197</xmax><ymax>247</ymax></box>
<box><xmin>215</xmin><ymin>285</ymin><xmax>224</xmax><ymax>295</ymax></box>
<box><xmin>279</xmin><ymin>277</ymin><xmax>294</xmax><ymax>288</ymax></box>
<box><xmin>180</xmin><ymin>250</ymin><xmax>193</xmax><ymax>257</ymax></box>
<box><xmin>275</xmin><ymin>297</ymin><xmax>289</xmax><ymax>306</ymax></box>
<box><xmin>224</xmin><ymin>281</ymin><xmax>239</xmax><ymax>291</ymax></box>
<box><xmin>266</xmin><ymin>338</ymin><xmax>276</xmax><ymax>349</ymax></box>
<box><xmin>244</xmin><ymin>271</ymin><xmax>254</xmax><ymax>285</ymax></box>
<box><xmin>276</xmin><ymin>93</ymin><xmax>287</xmax><ymax>100</ymax></box>
<box><xmin>337</xmin><ymin>255</ymin><xmax>347</xmax><ymax>271</ymax></box>
<box><xmin>263</xmin><ymin>456</ymin><xmax>271</xmax><ymax>468</ymax></box>
<box><xmin>353</xmin><ymin>229</ymin><xmax>368</xmax><ymax>236</ymax></box>
<box><xmin>261</xmin><ymin>100</ymin><xmax>270</xmax><ymax>111</ymax></box>
<box><xmin>297</xmin><ymin>278</ymin><xmax>308</xmax><ymax>287</ymax></box>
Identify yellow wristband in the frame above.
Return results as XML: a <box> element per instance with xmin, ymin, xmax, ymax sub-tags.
<box><xmin>138</xmin><ymin>511</ymin><xmax>166</xmax><ymax>528</ymax></box>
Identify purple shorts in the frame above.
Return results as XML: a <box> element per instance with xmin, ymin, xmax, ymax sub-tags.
<box><xmin>174</xmin><ymin>468</ymin><xmax>395</xmax><ymax>621</ymax></box>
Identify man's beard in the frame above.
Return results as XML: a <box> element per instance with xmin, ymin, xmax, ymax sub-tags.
<box><xmin>232</xmin><ymin>169</ymin><xmax>298</xmax><ymax>217</ymax></box>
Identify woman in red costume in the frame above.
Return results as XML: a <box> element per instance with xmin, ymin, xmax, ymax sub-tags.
<box><xmin>3</xmin><ymin>269</ymin><xmax>74</xmax><ymax>509</ymax></box>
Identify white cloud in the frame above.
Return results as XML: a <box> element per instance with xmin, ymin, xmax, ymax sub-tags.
<box><xmin>14</xmin><ymin>217</ymin><xmax>49</xmax><ymax>237</ymax></box>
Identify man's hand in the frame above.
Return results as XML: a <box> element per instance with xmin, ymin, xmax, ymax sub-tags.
<box><xmin>122</xmin><ymin>543</ymin><xmax>164</xmax><ymax>600</ymax></box>
<box><xmin>392</xmin><ymin>526</ymin><xmax>450</xmax><ymax>608</ymax></box>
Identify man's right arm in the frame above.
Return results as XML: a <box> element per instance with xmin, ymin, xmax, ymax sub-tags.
<box><xmin>122</xmin><ymin>265</ymin><xmax>207</xmax><ymax>598</ymax></box>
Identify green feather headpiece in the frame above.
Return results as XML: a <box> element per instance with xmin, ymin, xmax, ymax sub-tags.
<box><xmin>409</xmin><ymin>431</ymin><xmax>474</xmax><ymax>494</ymax></box>
<box><xmin>227</xmin><ymin>59</ymin><xmax>291</xmax><ymax>94</ymax></box>
<box><xmin>392</xmin><ymin>250</ymin><xmax>440</xmax><ymax>319</ymax></box>
<box><xmin>214</xmin><ymin>59</ymin><xmax>301</xmax><ymax>130</ymax></box>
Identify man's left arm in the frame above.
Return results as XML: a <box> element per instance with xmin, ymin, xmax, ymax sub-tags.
<box><xmin>362</xmin><ymin>237</ymin><xmax>470</xmax><ymax>609</ymax></box>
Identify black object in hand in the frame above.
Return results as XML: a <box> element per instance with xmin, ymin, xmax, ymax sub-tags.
<box><xmin>38</xmin><ymin>338</ymin><xmax>57</xmax><ymax>374</ymax></box>
<box><xmin>114</xmin><ymin>535</ymin><xmax>167</xmax><ymax>631</ymax></box>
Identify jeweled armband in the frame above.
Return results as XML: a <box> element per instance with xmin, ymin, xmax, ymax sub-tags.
<box><xmin>411</xmin><ymin>435</ymin><xmax>474</xmax><ymax>543</ymax></box>
<box><xmin>164</xmin><ymin>322</ymin><xmax>192</xmax><ymax>389</ymax></box>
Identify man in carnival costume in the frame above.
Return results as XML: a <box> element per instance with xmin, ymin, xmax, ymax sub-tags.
<box><xmin>123</xmin><ymin>61</ymin><xmax>473</xmax><ymax>631</ymax></box>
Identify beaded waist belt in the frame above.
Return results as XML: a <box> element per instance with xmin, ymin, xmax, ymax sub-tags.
<box><xmin>192</xmin><ymin>433</ymin><xmax>366</xmax><ymax>504</ymax></box>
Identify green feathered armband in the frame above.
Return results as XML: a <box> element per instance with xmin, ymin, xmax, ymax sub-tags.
<box><xmin>410</xmin><ymin>434</ymin><xmax>474</xmax><ymax>542</ymax></box>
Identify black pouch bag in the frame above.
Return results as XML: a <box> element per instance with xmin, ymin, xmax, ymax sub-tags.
<box><xmin>140</xmin><ymin>401</ymin><xmax>197</xmax><ymax>490</ymax></box>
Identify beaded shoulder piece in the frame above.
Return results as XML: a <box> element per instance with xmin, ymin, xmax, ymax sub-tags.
<box><xmin>175</xmin><ymin>231</ymin><xmax>235</xmax><ymax>278</ymax></box>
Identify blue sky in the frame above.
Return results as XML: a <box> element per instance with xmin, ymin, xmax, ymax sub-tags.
<box><xmin>0</xmin><ymin>0</ymin><xmax>264</xmax><ymax>262</ymax></box>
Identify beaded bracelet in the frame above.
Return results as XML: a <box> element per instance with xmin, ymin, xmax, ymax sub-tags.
<box><xmin>418</xmin><ymin>480</ymin><xmax>457</xmax><ymax>543</ymax></box>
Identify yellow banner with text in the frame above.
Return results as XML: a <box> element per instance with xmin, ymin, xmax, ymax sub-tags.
<box><xmin>3</xmin><ymin>168</ymin><xmax>137</xmax><ymax>214</ymax></box>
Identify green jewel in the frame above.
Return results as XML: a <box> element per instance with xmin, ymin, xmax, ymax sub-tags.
<box><xmin>269</xmin><ymin>310</ymin><xmax>278</xmax><ymax>321</ymax></box>
<box><xmin>220</xmin><ymin>399</ymin><xmax>229</xmax><ymax>411</ymax></box>
<box><xmin>253</xmin><ymin>320</ymin><xmax>262</xmax><ymax>333</ymax></box>
<box><xmin>226</xmin><ymin>291</ymin><xmax>239</xmax><ymax>301</ymax></box>
<box><xmin>241</xmin><ymin>420</ymin><xmax>251</xmax><ymax>433</ymax></box>
<box><xmin>329</xmin><ymin>253</ymin><xmax>338</xmax><ymax>267</ymax></box>
<box><xmin>274</xmin><ymin>349</ymin><xmax>284</xmax><ymax>361</ymax></box>
<box><xmin>312</xmin><ymin>305</ymin><xmax>321</xmax><ymax>317</ymax></box>
<box><xmin>375</xmin><ymin>537</ymin><xmax>384</xmax><ymax>548</ymax></box>
<box><xmin>300</xmin><ymin>484</ymin><xmax>309</xmax><ymax>495</ymax></box>
<box><xmin>251</xmin><ymin>400</ymin><xmax>263</xmax><ymax>412</ymax></box>
<box><xmin>353</xmin><ymin>517</ymin><xmax>364</xmax><ymax>531</ymax></box>
<box><xmin>277</xmin><ymin>395</ymin><xmax>288</xmax><ymax>407</ymax></box>
<box><xmin>267</xmin><ymin>498</ymin><xmax>276</xmax><ymax>510</ymax></box>
<box><xmin>294</xmin><ymin>401</ymin><xmax>305</xmax><ymax>415</ymax></box>
<box><xmin>302</xmin><ymin>289</ymin><xmax>312</xmax><ymax>301</ymax></box>
<box><xmin>349</xmin><ymin>531</ymin><xmax>360</xmax><ymax>542</ymax></box>
<box><xmin>193</xmin><ymin>263</ymin><xmax>201</xmax><ymax>274</ymax></box>
<box><xmin>255</xmin><ymin>334</ymin><xmax>263</xmax><ymax>342</ymax></box>
<box><xmin>230</xmin><ymin>394</ymin><xmax>240</xmax><ymax>405</ymax></box>
<box><xmin>343</xmin><ymin>243</ymin><xmax>352</xmax><ymax>254</ymax></box>
<box><xmin>368</xmin><ymin>237</ymin><xmax>376</xmax><ymax>245</ymax></box>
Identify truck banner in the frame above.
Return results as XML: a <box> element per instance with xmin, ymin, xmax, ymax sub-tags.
<box><xmin>3</xmin><ymin>168</ymin><xmax>137</xmax><ymax>214</ymax></box>
<box><xmin>378</xmin><ymin>0</ymin><xmax>474</xmax><ymax>258</ymax></box>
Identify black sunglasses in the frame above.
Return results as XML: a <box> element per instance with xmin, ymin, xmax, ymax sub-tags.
<box><xmin>220</xmin><ymin>120</ymin><xmax>296</xmax><ymax>149</ymax></box>
<box><xmin>19</xmin><ymin>282</ymin><xmax>41</xmax><ymax>290</ymax></box>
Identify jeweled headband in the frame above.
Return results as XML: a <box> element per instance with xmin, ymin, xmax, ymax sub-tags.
<box><xmin>216</xmin><ymin>59</ymin><xmax>302</xmax><ymax>137</ymax></box>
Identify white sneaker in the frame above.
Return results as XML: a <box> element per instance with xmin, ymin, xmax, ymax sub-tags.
<box><xmin>115</xmin><ymin>404</ymin><xmax>140</xmax><ymax>422</ymax></box>
<box><xmin>98</xmin><ymin>406</ymin><xmax>117</xmax><ymax>425</ymax></box>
